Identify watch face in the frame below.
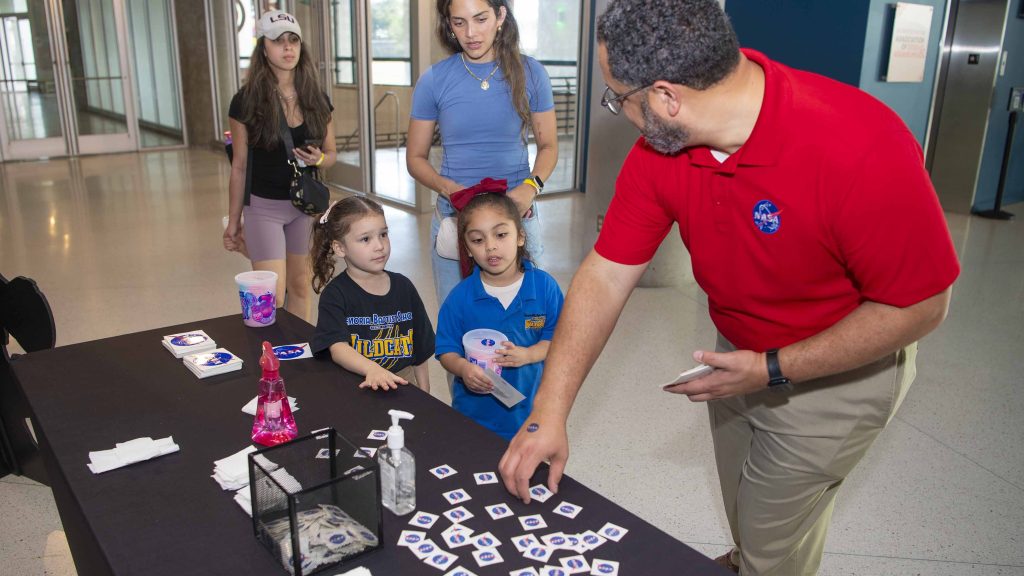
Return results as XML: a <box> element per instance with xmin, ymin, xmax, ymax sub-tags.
<box><xmin>533</xmin><ymin>175</ymin><xmax>544</xmax><ymax>189</ymax></box>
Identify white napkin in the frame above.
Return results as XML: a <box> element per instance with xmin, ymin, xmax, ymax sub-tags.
<box><xmin>87</xmin><ymin>436</ymin><xmax>179</xmax><ymax>474</ymax></box>
<box><xmin>233</xmin><ymin>485</ymin><xmax>252</xmax><ymax>516</ymax></box>
<box><xmin>212</xmin><ymin>446</ymin><xmax>279</xmax><ymax>491</ymax></box>
<box><xmin>241</xmin><ymin>395</ymin><xmax>299</xmax><ymax>416</ymax></box>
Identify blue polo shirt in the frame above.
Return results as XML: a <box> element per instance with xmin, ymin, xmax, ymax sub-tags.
<box><xmin>435</xmin><ymin>261</ymin><xmax>564</xmax><ymax>440</ymax></box>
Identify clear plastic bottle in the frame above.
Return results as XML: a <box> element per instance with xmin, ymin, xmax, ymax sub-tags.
<box><xmin>378</xmin><ymin>409</ymin><xmax>415</xmax><ymax>515</ymax></box>
<box><xmin>251</xmin><ymin>341</ymin><xmax>297</xmax><ymax>446</ymax></box>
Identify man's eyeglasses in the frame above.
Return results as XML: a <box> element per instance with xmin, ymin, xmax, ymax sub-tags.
<box><xmin>600</xmin><ymin>84</ymin><xmax>648</xmax><ymax>115</ymax></box>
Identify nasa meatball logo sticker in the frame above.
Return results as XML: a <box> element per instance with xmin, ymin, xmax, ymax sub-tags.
<box><xmin>752</xmin><ymin>199</ymin><xmax>782</xmax><ymax>234</ymax></box>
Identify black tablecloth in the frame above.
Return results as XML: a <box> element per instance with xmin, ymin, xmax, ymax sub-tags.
<box><xmin>12</xmin><ymin>311</ymin><xmax>727</xmax><ymax>575</ymax></box>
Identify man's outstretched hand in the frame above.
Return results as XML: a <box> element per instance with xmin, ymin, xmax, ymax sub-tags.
<box><xmin>498</xmin><ymin>417</ymin><xmax>569</xmax><ymax>503</ymax></box>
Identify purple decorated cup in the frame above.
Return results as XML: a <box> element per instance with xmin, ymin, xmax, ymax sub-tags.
<box><xmin>235</xmin><ymin>271</ymin><xmax>278</xmax><ymax>327</ymax></box>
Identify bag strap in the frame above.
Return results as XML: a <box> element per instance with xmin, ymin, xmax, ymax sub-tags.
<box><xmin>278</xmin><ymin>105</ymin><xmax>297</xmax><ymax>162</ymax></box>
<box><xmin>243</xmin><ymin>145</ymin><xmax>254</xmax><ymax>206</ymax></box>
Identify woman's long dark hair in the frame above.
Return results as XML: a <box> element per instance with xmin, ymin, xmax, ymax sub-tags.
<box><xmin>238</xmin><ymin>35</ymin><xmax>332</xmax><ymax>150</ymax></box>
<box><xmin>436</xmin><ymin>0</ymin><xmax>530</xmax><ymax>140</ymax></box>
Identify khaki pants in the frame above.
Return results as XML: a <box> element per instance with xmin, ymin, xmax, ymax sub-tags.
<box><xmin>395</xmin><ymin>365</ymin><xmax>418</xmax><ymax>388</ymax></box>
<box><xmin>709</xmin><ymin>335</ymin><xmax>917</xmax><ymax>575</ymax></box>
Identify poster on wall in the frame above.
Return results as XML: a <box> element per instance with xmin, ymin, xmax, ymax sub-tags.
<box><xmin>886</xmin><ymin>2</ymin><xmax>934</xmax><ymax>82</ymax></box>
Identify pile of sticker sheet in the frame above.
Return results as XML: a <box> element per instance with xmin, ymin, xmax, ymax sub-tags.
<box><xmin>261</xmin><ymin>504</ymin><xmax>379</xmax><ymax>574</ymax></box>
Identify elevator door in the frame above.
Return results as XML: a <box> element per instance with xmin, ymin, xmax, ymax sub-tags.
<box><xmin>927</xmin><ymin>0</ymin><xmax>1009</xmax><ymax>213</ymax></box>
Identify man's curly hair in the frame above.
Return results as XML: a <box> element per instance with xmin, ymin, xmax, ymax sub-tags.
<box><xmin>597</xmin><ymin>0</ymin><xmax>740</xmax><ymax>91</ymax></box>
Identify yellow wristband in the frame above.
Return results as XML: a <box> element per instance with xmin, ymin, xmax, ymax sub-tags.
<box><xmin>523</xmin><ymin>178</ymin><xmax>540</xmax><ymax>192</ymax></box>
<box><xmin>315</xmin><ymin>152</ymin><xmax>325</xmax><ymax>167</ymax></box>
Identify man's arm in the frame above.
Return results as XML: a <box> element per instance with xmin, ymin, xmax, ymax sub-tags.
<box><xmin>670</xmin><ymin>286</ymin><xmax>953</xmax><ymax>401</ymax></box>
<box><xmin>498</xmin><ymin>250</ymin><xmax>647</xmax><ymax>502</ymax></box>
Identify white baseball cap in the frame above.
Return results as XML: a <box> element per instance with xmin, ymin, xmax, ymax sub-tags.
<box><xmin>256</xmin><ymin>10</ymin><xmax>302</xmax><ymax>40</ymax></box>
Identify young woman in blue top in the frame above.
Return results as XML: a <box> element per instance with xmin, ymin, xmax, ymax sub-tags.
<box><xmin>406</xmin><ymin>0</ymin><xmax>559</xmax><ymax>306</ymax></box>
<box><xmin>435</xmin><ymin>193</ymin><xmax>564</xmax><ymax>440</ymax></box>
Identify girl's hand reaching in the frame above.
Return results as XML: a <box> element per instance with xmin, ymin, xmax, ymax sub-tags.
<box><xmin>495</xmin><ymin>341</ymin><xmax>534</xmax><ymax>368</ymax></box>
<box><xmin>359</xmin><ymin>365</ymin><xmax>408</xmax><ymax>391</ymax></box>
<box><xmin>461</xmin><ymin>362</ymin><xmax>494</xmax><ymax>393</ymax></box>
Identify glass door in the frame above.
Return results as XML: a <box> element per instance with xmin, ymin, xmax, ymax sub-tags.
<box><xmin>321</xmin><ymin>0</ymin><xmax>368</xmax><ymax>194</ymax></box>
<box><xmin>0</xmin><ymin>0</ymin><xmax>139</xmax><ymax>160</ymax></box>
<box><xmin>59</xmin><ymin>0</ymin><xmax>136</xmax><ymax>155</ymax></box>
<box><xmin>0</xmin><ymin>0</ymin><xmax>67</xmax><ymax>159</ymax></box>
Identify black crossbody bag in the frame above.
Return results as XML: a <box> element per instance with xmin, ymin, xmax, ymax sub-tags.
<box><xmin>279</xmin><ymin>110</ymin><xmax>329</xmax><ymax>215</ymax></box>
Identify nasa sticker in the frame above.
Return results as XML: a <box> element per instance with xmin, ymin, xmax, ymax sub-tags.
<box><xmin>528</xmin><ymin>484</ymin><xmax>554</xmax><ymax>503</ymax></box>
<box><xmin>272</xmin><ymin>343</ymin><xmax>311</xmax><ymax>360</ymax></box>
<box><xmin>518</xmin><ymin>513</ymin><xmax>548</xmax><ymax>531</ymax></box>
<box><xmin>443</xmin><ymin>568</ymin><xmax>480</xmax><ymax>576</ymax></box>
<box><xmin>444</xmin><ymin>531</ymin><xmax>473</xmax><ymax>548</ymax></box>
<box><xmin>366</xmin><ymin>429</ymin><xmax>388</xmax><ymax>441</ymax></box>
<box><xmin>397</xmin><ymin>529</ymin><xmax>426</xmax><ymax>547</ymax></box>
<box><xmin>540</xmin><ymin>568</ymin><xmax>568</xmax><ymax>576</ymax></box>
<box><xmin>472</xmin><ymin>547</ymin><xmax>504</xmax><ymax>567</ymax></box>
<box><xmin>442</xmin><ymin>488</ymin><xmax>472</xmax><ymax>505</ymax></box>
<box><xmin>512</xmin><ymin>533</ymin><xmax>541</xmax><ymax>552</ymax></box>
<box><xmin>509</xmin><ymin>568</ymin><xmax>541</xmax><ymax>576</ymax></box>
<box><xmin>598</xmin><ymin>522</ymin><xmax>628</xmax><ymax>542</ymax></box>
<box><xmin>580</xmin><ymin>530</ymin><xmax>607</xmax><ymax>551</ymax></box>
<box><xmin>552</xmin><ymin>501</ymin><xmax>582</xmax><ymax>519</ymax></box>
<box><xmin>194</xmin><ymin>352</ymin><xmax>233</xmax><ymax>367</ymax></box>
<box><xmin>409</xmin><ymin>511</ymin><xmax>439</xmax><ymax>529</ymax></box>
<box><xmin>169</xmin><ymin>333</ymin><xmax>208</xmax><ymax>347</ymax></box>
<box><xmin>474</xmin><ymin>471</ymin><xmax>499</xmax><ymax>485</ymax></box>
<box><xmin>590</xmin><ymin>558</ymin><xmax>620</xmax><ymax>575</ymax></box>
<box><xmin>410</xmin><ymin>539</ymin><xmax>440</xmax><ymax>560</ymax></box>
<box><xmin>430</xmin><ymin>464</ymin><xmax>458</xmax><ymax>479</ymax></box>
<box><xmin>444</xmin><ymin>506</ymin><xmax>475</xmax><ymax>523</ymax></box>
<box><xmin>471</xmin><ymin>531</ymin><xmax>500</xmax><ymax>549</ymax></box>
<box><xmin>485</xmin><ymin>503</ymin><xmax>514</xmax><ymax>520</ymax></box>
<box><xmin>752</xmin><ymin>199</ymin><xmax>783</xmax><ymax>234</ymax></box>
<box><xmin>424</xmin><ymin>550</ymin><xmax>458</xmax><ymax>570</ymax></box>
<box><xmin>558</xmin><ymin>554</ymin><xmax>591</xmax><ymax>574</ymax></box>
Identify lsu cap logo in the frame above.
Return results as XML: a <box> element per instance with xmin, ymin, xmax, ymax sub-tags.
<box><xmin>753</xmin><ymin>199</ymin><xmax>782</xmax><ymax>234</ymax></box>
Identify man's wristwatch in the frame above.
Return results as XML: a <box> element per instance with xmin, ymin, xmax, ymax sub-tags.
<box><xmin>766</xmin><ymin>348</ymin><xmax>792</xmax><ymax>390</ymax></box>
<box><xmin>531</xmin><ymin>175</ymin><xmax>544</xmax><ymax>192</ymax></box>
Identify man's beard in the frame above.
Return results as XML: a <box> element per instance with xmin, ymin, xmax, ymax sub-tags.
<box><xmin>641</xmin><ymin>98</ymin><xmax>689</xmax><ymax>155</ymax></box>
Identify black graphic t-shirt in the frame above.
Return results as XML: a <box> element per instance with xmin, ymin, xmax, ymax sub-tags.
<box><xmin>312</xmin><ymin>271</ymin><xmax>435</xmax><ymax>373</ymax></box>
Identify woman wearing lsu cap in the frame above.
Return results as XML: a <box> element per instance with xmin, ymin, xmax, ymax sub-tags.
<box><xmin>223</xmin><ymin>10</ymin><xmax>336</xmax><ymax>322</ymax></box>
<box><xmin>406</xmin><ymin>0</ymin><xmax>558</xmax><ymax>308</ymax></box>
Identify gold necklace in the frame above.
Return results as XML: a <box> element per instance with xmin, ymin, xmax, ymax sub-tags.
<box><xmin>460</xmin><ymin>53</ymin><xmax>499</xmax><ymax>90</ymax></box>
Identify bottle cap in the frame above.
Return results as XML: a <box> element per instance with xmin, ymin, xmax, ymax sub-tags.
<box><xmin>259</xmin><ymin>341</ymin><xmax>280</xmax><ymax>379</ymax></box>
<box><xmin>387</xmin><ymin>409</ymin><xmax>413</xmax><ymax>450</ymax></box>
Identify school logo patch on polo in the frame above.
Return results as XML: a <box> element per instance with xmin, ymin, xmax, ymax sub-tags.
<box><xmin>525</xmin><ymin>315</ymin><xmax>546</xmax><ymax>330</ymax></box>
<box><xmin>752</xmin><ymin>199</ymin><xmax>782</xmax><ymax>234</ymax></box>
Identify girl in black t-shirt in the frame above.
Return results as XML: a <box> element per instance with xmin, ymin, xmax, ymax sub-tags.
<box><xmin>310</xmin><ymin>197</ymin><xmax>435</xmax><ymax>392</ymax></box>
<box><xmin>223</xmin><ymin>10</ymin><xmax>336</xmax><ymax>323</ymax></box>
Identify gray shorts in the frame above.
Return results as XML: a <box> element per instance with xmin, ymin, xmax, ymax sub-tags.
<box><xmin>242</xmin><ymin>195</ymin><xmax>313</xmax><ymax>261</ymax></box>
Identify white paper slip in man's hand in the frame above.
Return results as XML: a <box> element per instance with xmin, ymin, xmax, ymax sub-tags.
<box><xmin>661</xmin><ymin>364</ymin><xmax>715</xmax><ymax>389</ymax></box>
<box><xmin>483</xmin><ymin>368</ymin><xmax>526</xmax><ymax>408</ymax></box>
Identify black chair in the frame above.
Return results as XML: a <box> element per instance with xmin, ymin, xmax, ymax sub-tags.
<box><xmin>0</xmin><ymin>274</ymin><xmax>56</xmax><ymax>484</ymax></box>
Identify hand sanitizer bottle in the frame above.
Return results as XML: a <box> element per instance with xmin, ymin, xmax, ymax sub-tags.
<box><xmin>379</xmin><ymin>409</ymin><xmax>415</xmax><ymax>515</ymax></box>
<box><xmin>251</xmin><ymin>341</ymin><xmax>298</xmax><ymax>446</ymax></box>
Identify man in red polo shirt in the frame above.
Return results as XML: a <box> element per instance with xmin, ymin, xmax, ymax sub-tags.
<box><xmin>498</xmin><ymin>0</ymin><xmax>960</xmax><ymax>574</ymax></box>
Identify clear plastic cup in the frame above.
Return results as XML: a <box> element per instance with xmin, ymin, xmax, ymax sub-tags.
<box><xmin>235</xmin><ymin>271</ymin><xmax>278</xmax><ymax>327</ymax></box>
<box><xmin>462</xmin><ymin>328</ymin><xmax>508</xmax><ymax>375</ymax></box>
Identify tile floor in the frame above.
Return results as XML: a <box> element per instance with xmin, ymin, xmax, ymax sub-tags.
<box><xmin>1</xmin><ymin>149</ymin><xmax>1022</xmax><ymax>575</ymax></box>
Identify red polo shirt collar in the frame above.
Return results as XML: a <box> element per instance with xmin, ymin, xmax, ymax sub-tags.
<box><xmin>687</xmin><ymin>49</ymin><xmax>786</xmax><ymax>172</ymax></box>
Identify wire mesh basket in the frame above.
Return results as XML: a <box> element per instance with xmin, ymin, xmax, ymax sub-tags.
<box><xmin>248</xmin><ymin>428</ymin><xmax>383</xmax><ymax>575</ymax></box>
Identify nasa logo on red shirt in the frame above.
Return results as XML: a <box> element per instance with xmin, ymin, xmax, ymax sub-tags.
<box><xmin>753</xmin><ymin>199</ymin><xmax>783</xmax><ymax>234</ymax></box>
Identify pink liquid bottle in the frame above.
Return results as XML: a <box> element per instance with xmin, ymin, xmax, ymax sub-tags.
<box><xmin>251</xmin><ymin>341</ymin><xmax>297</xmax><ymax>446</ymax></box>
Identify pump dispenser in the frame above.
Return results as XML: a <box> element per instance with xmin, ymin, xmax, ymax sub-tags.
<box><xmin>378</xmin><ymin>409</ymin><xmax>415</xmax><ymax>515</ymax></box>
<box><xmin>251</xmin><ymin>341</ymin><xmax>297</xmax><ymax>446</ymax></box>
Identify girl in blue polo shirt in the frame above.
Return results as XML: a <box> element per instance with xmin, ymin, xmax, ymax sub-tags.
<box><xmin>435</xmin><ymin>193</ymin><xmax>564</xmax><ymax>440</ymax></box>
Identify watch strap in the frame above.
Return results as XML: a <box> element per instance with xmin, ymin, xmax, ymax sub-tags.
<box><xmin>766</xmin><ymin>348</ymin><xmax>790</xmax><ymax>387</ymax></box>
<box><xmin>531</xmin><ymin>174</ymin><xmax>544</xmax><ymax>191</ymax></box>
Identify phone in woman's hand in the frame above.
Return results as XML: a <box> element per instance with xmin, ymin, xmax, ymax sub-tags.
<box><xmin>303</xmin><ymin>139</ymin><xmax>320</xmax><ymax>153</ymax></box>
